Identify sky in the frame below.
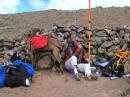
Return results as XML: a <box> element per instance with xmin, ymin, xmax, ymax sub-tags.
<box><xmin>0</xmin><ymin>0</ymin><xmax>130</xmax><ymax>14</ymax></box>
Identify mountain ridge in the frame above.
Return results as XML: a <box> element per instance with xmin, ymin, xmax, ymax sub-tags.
<box><xmin>0</xmin><ymin>7</ymin><xmax>130</xmax><ymax>38</ymax></box>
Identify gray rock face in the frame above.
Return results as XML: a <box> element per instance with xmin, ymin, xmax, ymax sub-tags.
<box><xmin>101</xmin><ymin>41</ymin><xmax>113</xmax><ymax>48</ymax></box>
<box><xmin>49</xmin><ymin>25</ymin><xmax>130</xmax><ymax>59</ymax></box>
<box><xmin>98</xmin><ymin>47</ymin><xmax>106</xmax><ymax>54</ymax></box>
<box><xmin>91</xmin><ymin>37</ymin><xmax>102</xmax><ymax>46</ymax></box>
<box><xmin>44</xmin><ymin>25</ymin><xmax>129</xmax><ymax>57</ymax></box>
<box><xmin>1</xmin><ymin>24</ymin><xmax>130</xmax><ymax>63</ymax></box>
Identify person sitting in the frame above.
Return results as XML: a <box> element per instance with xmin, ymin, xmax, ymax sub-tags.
<box><xmin>64</xmin><ymin>36</ymin><xmax>97</xmax><ymax>81</ymax></box>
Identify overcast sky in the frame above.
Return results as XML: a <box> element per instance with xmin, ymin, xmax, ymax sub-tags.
<box><xmin>0</xmin><ymin>0</ymin><xmax>130</xmax><ymax>14</ymax></box>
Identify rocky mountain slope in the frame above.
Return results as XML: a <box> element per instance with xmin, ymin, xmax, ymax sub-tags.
<box><xmin>0</xmin><ymin>7</ymin><xmax>130</xmax><ymax>38</ymax></box>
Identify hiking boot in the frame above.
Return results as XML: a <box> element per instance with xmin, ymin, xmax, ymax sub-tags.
<box><xmin>90</xmin><ymin>75</ymin><xmax>98</xmax><ymax>80</ymax></box>
<box><xmin>75</xmin><ymin>73</ymin><xmax>80</xmax><ymax>81</ymax></box>
<box><xmin>85</xmin><ymin>75</ymin><xmax>98</xmax><ymax>81</ymax></box>
<box><xmin>85</xmin><ymin>75</ymin><xmax>91</xmax><ymax>80</ymax></box>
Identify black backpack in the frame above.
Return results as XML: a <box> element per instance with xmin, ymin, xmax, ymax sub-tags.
<box><xmin>4</xmin><ymin>65</ymin><xmax>30</xmax><ymax>88</ymax></box>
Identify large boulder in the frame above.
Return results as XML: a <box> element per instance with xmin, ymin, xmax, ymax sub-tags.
<box><xmin>107</xmin><ymin>45</ymin><xmax>120</xmax><ymax>52</ymax></box>
<box><xmin>98</xmin><ymin>47</ymin><xmax>106</xmax><ymax>54</ymax></box>
<box><xmin>101</xmin><ymin>41</ymin><xmax>113</xmax><ymax>48</ymax></box>
<box><xmin>91</xmin><ymin>37</ymin><xmax>102</xmax><ymax>46</ymax></box>
<box><xmin>95</xmin><ymin>30</ymin><xmax>108</xmax><ymax>37</ymax></box>
<box><xmin>112</xmin><ymin>38</ymin><xmax>121</xmax><ymax>45</ymax></box>
<box><xmin>100</xmin><ymin>36</ymin><xmax>109</xmax><ymax>42</ymax></box>
<box><xmin>37</xmin><ymin>56</ymin><xmax>51</xmax><ymax>69</ymax></box>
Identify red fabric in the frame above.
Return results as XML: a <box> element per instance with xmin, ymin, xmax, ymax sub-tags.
<box><xmin>64</xmin><ymin>54</ymin><xmax>70</xmax><ymax>64</ymax></box>
<box><xmin>31</xmin><ymin>35</ymin><xmax>48</xmax><ymax>49</ymax></box>
<box><xmin>76</xmin><ymin>48</ymin><xmax>81</xmax><ymax>53</ymax></box>
<box><xmin>83</xmin><ymin>53</ymin><xmax>89</xmax><ymax>63</ymax></box>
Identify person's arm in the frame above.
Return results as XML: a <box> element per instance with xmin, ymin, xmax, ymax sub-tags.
<box><xmin>91</xmin><ymin>55</ymin><xmax>96</xmax><ymax>64</ymax></box>
<box><xmin>67</xmin><ymin>46</ymin><xmax>73</xmax><ymax>57</ymax></box>
<box><xmin>67</xmin><ymin>41</ymin><xmax>75</xmax><ymax>57</ymax></box>
<box><xmin>77</xmin><ymin>50</ymin><xmax>83</xmax><ymax>64</ymax></box>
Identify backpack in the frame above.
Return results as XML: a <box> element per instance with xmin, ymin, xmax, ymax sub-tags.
<box><xmin>4</xmin><ymin>65</ymin><xmax>29</xmax><ymax>88</ymax></box>
<box><xmin>31</xmin><ymin>35</ymin><xmax>48</xmax><ymax>49</ymax></box>
<box><xmin>13</xmin><ymin>60</ymin><xmax>35</xmax><ymax>76</ymax></box>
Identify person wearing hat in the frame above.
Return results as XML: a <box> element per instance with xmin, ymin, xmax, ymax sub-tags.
<box><xmin>64</xmin><ymin>36</ymin><xmax>97</xmax><ymax>81</ymax></box>
<box><xmin>64</xmin><ymin>37</ymin><xmax>82</xmax><ymax>81</ymax></box>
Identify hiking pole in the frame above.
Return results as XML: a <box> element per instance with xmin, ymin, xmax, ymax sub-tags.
<box><xmin>88</xmin><ymin>0</ymin><xmax>92</xmax><ymax>63</ymax></box>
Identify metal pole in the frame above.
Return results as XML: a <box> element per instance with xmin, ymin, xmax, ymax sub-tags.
<box><xmin>88</xmin><ymin>0</ymin><xmax>92</xmax><ymax>61</ymax></box>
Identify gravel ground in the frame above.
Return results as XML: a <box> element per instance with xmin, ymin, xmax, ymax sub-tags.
<box><xmin>0</xmin><ymin>70</ymin><xmax>128</xmax><ymax>97</ymax></box>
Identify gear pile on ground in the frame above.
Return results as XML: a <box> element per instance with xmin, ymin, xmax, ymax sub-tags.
<box><xmin>0</xmin><ymin>37</ymin><xmax>35</xmax><ymax>88</ymax></box>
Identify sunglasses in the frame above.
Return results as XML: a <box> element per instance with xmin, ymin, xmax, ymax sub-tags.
<box><xmin>76</xmin><ymin>40</ymin><xmax>81</xmax><ymax>42</ymax></box>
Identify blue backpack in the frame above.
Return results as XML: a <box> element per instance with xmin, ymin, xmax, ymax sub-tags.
<box><xmin>0</xmin><ymin>66</ymin><xmax>5</xmax><ymax>87</ymax></box>
<box><xmin>13</xmin><ymin>60</ymin><xmax>35</xmax><ymax>76</ymax></box>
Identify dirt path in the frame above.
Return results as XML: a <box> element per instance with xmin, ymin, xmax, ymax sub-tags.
<box><xmin>0</xmin><ymin>70</ymin><xmax>128</xmax><ymax>97</ymax></box>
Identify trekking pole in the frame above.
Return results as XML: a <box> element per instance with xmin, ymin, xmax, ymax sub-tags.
<box><xmin>88</xmin><ymin>0</ymin><xmax>92</xmax><ymax>63</ymax></box>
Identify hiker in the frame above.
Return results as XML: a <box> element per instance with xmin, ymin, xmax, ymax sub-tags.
<box><xmin>64</xmin><ymin>36</ymin><xmax>97</xmax><ymax>81</ymax></box>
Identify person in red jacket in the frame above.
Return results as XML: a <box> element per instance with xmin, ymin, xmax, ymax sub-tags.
<box><xmin>65</xmin><ymin>37</ymin><xmax>97</xmax><ymax>81</ymax></box>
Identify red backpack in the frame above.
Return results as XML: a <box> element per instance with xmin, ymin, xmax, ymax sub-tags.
<box><xmin>31</xmin><ymin>35</ymin><xmax>48</xmax><ymax>49</ymax></box>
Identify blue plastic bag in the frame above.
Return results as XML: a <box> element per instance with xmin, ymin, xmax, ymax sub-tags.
<box><xmin>13</xmin><ymin>60</ymin><xmax>35</xmax><ymax>76</ymax></box>
<box><xmin>13</xmin><ymin>60</ymin><xmax>23</xmax><ymax>66</ymax></box>
<box><xmin>0</xmin><ymin>66</ymin><xmax>5</xmax><ymax>87</ymax></box>
<box><xmin>22</xmin><ymin>62</ymin><xmax>35</xmax><ymax>76</ymax></box>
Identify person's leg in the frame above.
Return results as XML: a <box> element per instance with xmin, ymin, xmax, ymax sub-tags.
<box><xmin>65</xmin><ymin>56</ymin><xmax>80</xmax><ymax>81</ymax></box>
<box><xmin>77</xmin><ymin>63</ymin><xmax>92</xmax><ymax>76</ymax></box>
<box><xmin>65</xmin><ymin>56</ymin><xmax>78</xmax><ymax>73</ymax></box>
<box><xmin>77</xmin><ymin>63</ymin><xmax>98</xmax><ymax>80</ymax></box>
